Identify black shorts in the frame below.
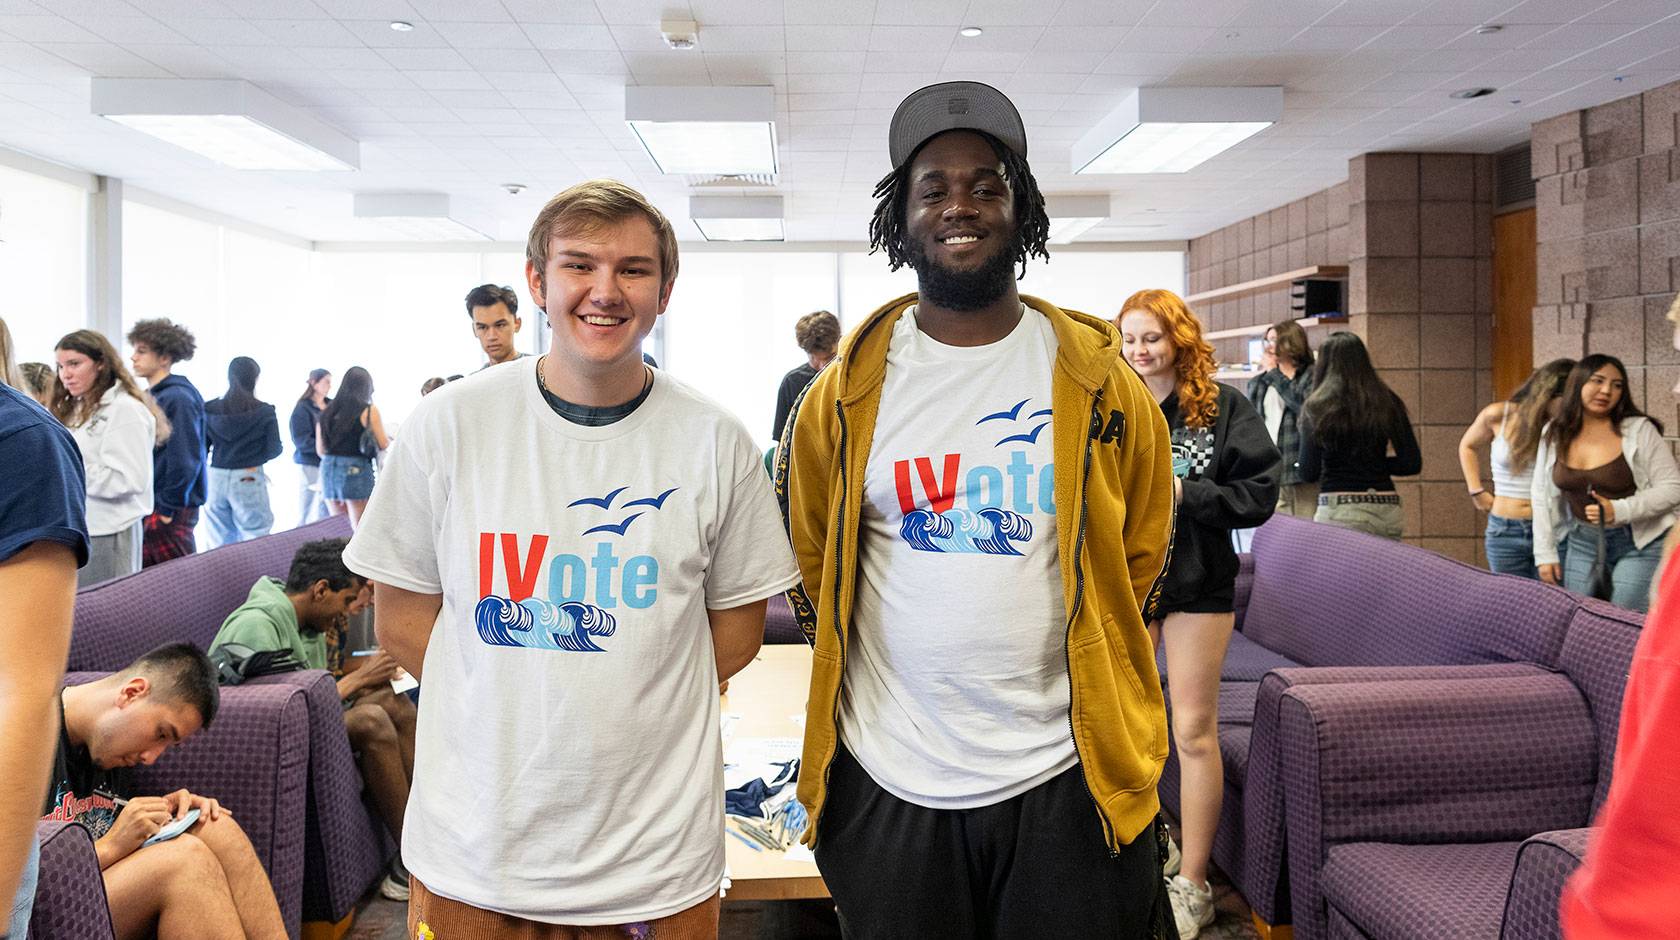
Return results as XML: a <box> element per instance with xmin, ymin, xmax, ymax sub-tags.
<box><xmin>1155</xmin><ymin>578</ymin><xmax>1236</xmax><ymax>616</ymax></box>
<box><xmin>813</xmin><ymin>745</ymin><xmax>1171</xmax><ymax>938</ymax></box>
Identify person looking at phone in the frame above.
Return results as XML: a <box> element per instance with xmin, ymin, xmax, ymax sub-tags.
<box><xmin>209</xmin><ymin>537</ymin><xmax>416</xmax><ymax>900</ymax></box>
<box><xmin>45</xmin><ymin>642</ymin><xmax>286</xmax><ymax>940</ymax></box>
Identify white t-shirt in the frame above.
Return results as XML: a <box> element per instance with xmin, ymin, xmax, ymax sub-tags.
<box><xmin>342</xmin><ymin>363</ymin><xmax>801</xmax><ymax>925</ymax></box>
<box><xmin>841</xmin><ymin>307</ymin><xmax>1076</xmax><ymax>809</ymax></box>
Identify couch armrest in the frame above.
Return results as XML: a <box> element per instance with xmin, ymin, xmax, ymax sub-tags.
<box><xmin>1501</xmin><ymin>828</ymin><xmax>1591</xmax><ymax>940</ymax></box>
<box><xmin>127</xmin><ymin>679</ymin><xmax>312</xmax><ymax>939</ymax></box>
<box><xmin>1281</xmin><ymin>675</ymin><xmax>1597</xmax><ymax>940</ymax></box>
<box><xmin>1239</xmin><ymin>663</ymin><xmax>1546</xmax><ymax>923</ymax></box>
<box><xmin>30</xmin><ymin>821</ymin><xmax>116</xmax><ymax>940</ymax></box>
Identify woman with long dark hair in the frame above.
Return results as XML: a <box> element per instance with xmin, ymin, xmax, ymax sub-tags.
<box><xmin>291</xmin><ymin>368</ymin><xmax>331</xmax><ymax>524</ymax></box>
<box><xmin>51</xmin><ymin>330</ymin><xmax>169</xmax><ymax>584</ymax></box>
<box><xmin>1532</xmin><ymin>354</ymin><xmax>1680</xmax><ymax>610</ymax></box>
<box><xmin>1457</xmin><ymin>359</ymin><xmax>1576</xmax><ymax>578</ymax></box>
<box><xmin>316</xmin><ymin>366</ymin><xmax>389</xmax><ymax>528</ymax></box>
<box><xmin>1298</xmin><ymin>331</ymin><xmax>1421</xmax><ymax>539</ymax></box>
<box><xmin>203</xmin><ymin>356</ymin><xmax>283</xmax><ymax>546</ymax></box>
<box><xmin>1117</xmin><ymin>289</ymin><xmax>1280</xmax><ymax>940</ymax></box>
<box><xmin>1246</xmin><ymin>318</ymin><xmax>1316</xmax><ymax>517</ymax></box>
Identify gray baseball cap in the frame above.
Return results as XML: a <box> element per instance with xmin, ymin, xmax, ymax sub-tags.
<box><xmin>888</xmin><ymin>81</ymin><xmax>1028</xmax><ymax>169</ymax></box>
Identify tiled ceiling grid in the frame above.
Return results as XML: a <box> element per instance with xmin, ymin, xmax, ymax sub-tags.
<box><xmin>0</xmin><ymin>0</ymin><xmax>1677</xmax><ymax>243</ymax></box>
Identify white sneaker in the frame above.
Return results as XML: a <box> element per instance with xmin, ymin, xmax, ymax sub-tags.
<box><xmin>378</xmin><ymin>872</ymin><xmax>410</xmax><ymax>902</ymax></box>
<box><xmin>1168</xmin><ymin>874</ymin><xmax>1215</xmax><ymax>940</ymax></box>
<box><xmin>1163</xmin><ymin>835</ymin><xmax>1181</xmax><ymax>876</ymax></box>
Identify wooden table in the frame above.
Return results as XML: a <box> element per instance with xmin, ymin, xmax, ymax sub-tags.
<box><xmin>720</xmin><ymin>644</ymin><xmax>829</xmax><ymax>901</ymax></box>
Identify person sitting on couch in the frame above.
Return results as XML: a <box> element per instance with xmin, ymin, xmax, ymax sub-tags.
<box><xmin>208</xmin><ymin>537</ymin><xmax>416</xmax><ymax>901</ymax></box>
<box><xmin>46</xmin><ymin>642</ymin><xmax>287</xmax><ymax>940</ymax></box>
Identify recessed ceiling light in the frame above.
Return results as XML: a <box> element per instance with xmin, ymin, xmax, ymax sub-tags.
<box><xmin>1449</xmin><ymin>87</ymin><xmax>1497</xmax><ymax>99</ymax></box>
<box><xmin>959</xmin><ymin>26</ymin><xmax>983</xmax><ymax>38</ymax></box>
<box><xmin>389</xmin><ymin>21</ymin><xmax>414</xmax><ymax>32</ymax></box>
<box><xmin>1474</xmin><ymin>24</ymin><xmax>1503</xmax><ymax>35</ymax></box>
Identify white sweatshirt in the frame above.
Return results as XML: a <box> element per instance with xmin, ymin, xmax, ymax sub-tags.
<box><xmin>68</xmin><ymin>385</ymin><xmax>156</xmax><ymax>536</ymax></box>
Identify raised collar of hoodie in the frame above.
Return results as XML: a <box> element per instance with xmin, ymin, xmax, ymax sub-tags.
<box><xmin>829</xmin><ymin>292</ymin><xmax>1120</xmax><ymax>405</ymax></box>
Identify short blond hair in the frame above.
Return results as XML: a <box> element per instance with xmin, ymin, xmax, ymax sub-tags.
<box><xmin>526</xmin><ymin>180</ymin><xmax>679</xmax><ymax>291</ymax></box>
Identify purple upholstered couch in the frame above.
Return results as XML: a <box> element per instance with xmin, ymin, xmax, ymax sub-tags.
<box><xmin>46</xmin><ymin>515</ymin><xmax>392</xmax><ymax>936</ymax></box>
<box><xmin>1157</xmin><ymin>513</ymin><xmax>1590</xmax><ymax>930</ymax></box>
<box><xmin>1281</xmin><ymin>599</ymin><xmax>1640</xmax><ymax>939</ymax></box>
<box><xmin>33</xmin><ymin>674</ymin><xmax>311</xmax><ymax>939</ymax></box>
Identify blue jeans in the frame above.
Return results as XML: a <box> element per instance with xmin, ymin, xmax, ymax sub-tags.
<box><xmin>6</xmin><ymin>835</ymin><xmax>38</xmax><ymax>939</ymax></box>
<box><xmin>204</xmin><ymin>466</ymin><xmax>274</xmax><ymax>546</ymax></box>
<box><xmin>1484</xmin><ymin>515</ymin><xmax>1537</xmax><ymax>579</ymax></box>
<box><xmin>1562</xmin><ymin>523</ymin><xmax>1668</xmax><ymax>612</ymax></box>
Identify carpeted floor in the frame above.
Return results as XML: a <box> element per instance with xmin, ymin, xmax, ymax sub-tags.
<box><xmin>347</xmin><ymin>871</ymin><xmax>1260</xmax><ymax>939</ymax></box>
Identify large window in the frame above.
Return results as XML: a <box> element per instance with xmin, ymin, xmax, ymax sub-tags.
<box><xmin>0</xmin><ymin>162</ymin><xmax>88</xmax><ymax>365</ymax></box>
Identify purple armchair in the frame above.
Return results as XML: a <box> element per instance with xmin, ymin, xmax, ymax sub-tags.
<box><xmin>67</xmin><ymin>516</ymin><xmax>391</xmax><ymax>927</ymax></box>
<box><xmin>1157</xmin><ymin>513</ymin><xmax>1584</xmax><ymax>927</ymax></box>
<box><xmin>30</xmin><ymin>673</ymin><xmax>312</xmax><ymax>939</ymax></box>
<box><xmin>1278</xmin><ymin>600</ymin><xmax>1641</xmax><ymax>939</ymax></box>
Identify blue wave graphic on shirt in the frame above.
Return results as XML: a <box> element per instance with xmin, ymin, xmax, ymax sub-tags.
<box><xmin>475</xmin><ymin>596</ymin><xmax>618</xmax><ymax>652</ymax></box>
<box><xmin>898</xmin><ymin>508</ymin><xmax>1033</xmax><ymax>556</ymax></box>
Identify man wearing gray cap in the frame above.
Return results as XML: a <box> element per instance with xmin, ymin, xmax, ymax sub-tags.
<box><xmin>776</xmin><ymin>82</ymin><xmax>1177</xmax><ymax>935</ymax></box>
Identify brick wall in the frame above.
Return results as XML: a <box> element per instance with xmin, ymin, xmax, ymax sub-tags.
<box><xmin>1184</xmin><ymin>153</ymin><xmax>1496</xmax><ymax>566</ymax></box>
<box><xmin>1348</xmin><ymin>152</ymin><xmax>1497</xmax><ymax>567</ymax></box>
<box><xmin>1185</xmin><ymin>181</ymin><xmax>1350</xmax><ymax>365</ymax></box>
<box><xmin>1531</xmin><ymin>77</ymin><xmax>1680</xmax><ymax>439</ymax></box>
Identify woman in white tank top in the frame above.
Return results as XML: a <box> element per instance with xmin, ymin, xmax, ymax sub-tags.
<box><xmin>1457</xmin><ymin>359</ymin><xmax>1576</xmax><ymax>578</ymax></box>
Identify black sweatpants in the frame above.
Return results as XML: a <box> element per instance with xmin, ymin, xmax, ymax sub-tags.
<box><xmin>813</xmin><ymin>745</ymin><xmax>1170</xmax><ymax>939</ymax></box>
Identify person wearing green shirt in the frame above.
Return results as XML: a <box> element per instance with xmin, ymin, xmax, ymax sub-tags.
<box><xmin>209</xmin><ymin>537</ymin><xmax>416</xmax><ymax>901</ymax></box>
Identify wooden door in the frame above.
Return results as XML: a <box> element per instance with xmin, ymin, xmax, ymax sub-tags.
<box><xmin>1492</xmin><ymin>208</ymin><xmax>1536</xmax><ymax>400</ymax></box>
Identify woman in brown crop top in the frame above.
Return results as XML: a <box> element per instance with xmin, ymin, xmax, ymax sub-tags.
<box><xmin>1534</xmin><ymin>354</ymin><xmax>1680</xmax><ymax>611</ymax></box>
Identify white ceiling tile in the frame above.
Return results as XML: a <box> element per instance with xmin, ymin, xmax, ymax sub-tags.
<box><xmin>403</xmin><ymin>0</ymin><xmax>511</xmax><ymax>22</ymax></box>
<box><xmin>433</xmin><ymin>21</ymin><xmax>531</xmax><ymax>48</ymax></box>
<box><xmin>0</xmin><ymin>13</ymin><xmax>101</xmax><ymax>41</ymax></box>
<box><xmin>1361</xmin><ymin>24</ymin><xmax>1478</xmax><ymax>50</ymax></box>
<box><xmin>963</xmin><ymin>0</ymin><xmax>1061</xmax><ymax>27</ymax></box>
<box><xmin>786</xmin><ymin>72</ymin><xmax>863</xmax><ymax>92</ymax></box>
<box><xmin>1016</xmin><ymin>49</ymin><xmax>1110</xmax><ymax>73</ymax></box>
<box><xmin>338</xmin><ymin>18</ymin><xmax>450</xmax><ymax>45</ymax></box>
<box><xmin>1203</xmin><ymin>27</ymin><xmax>1306</xmax><ymax>52</ymax></box>
<box><xmin>159</xmin><ymin>16</ymin><xmax>273</xmax><ymax>45</ymax></box>
<box><xmin>688</xmin><ymin>0</ymin><xmax>785</xmax><ymax>24</ymax></box>
<box><xmin>313</xmin><ymin>0</ymin><xmax>421</xmax><ymax>18</ymax></box>
<box><xmin>497</xmin><ymin>0</ymin><xmax>603</xmax><ymax>24</ymax></box>
<box><xmin>859</xmin><ymin>70</ymin><xmax>938</xmax><ymax>92</ymax></box>
<box><xmin>1500</xmin><ymin>0</ymin><xmax>1605</xmax><ymax>25</ymax></box>
<box><xmin>1094</xmin><ymin>50</ymin><xmax>1190</xmax><ymax>74</ymax></box>
<box><xmin>593</xmin><ymin>0</ymin><xmax>691</xmax><ymax>26</ymax></box>
<box><xmin>942</xmin><ymin>50</ymin><xmax>1025</xmax><ymax>71</ymax></box>
<box><xmin>1225</xmin><ymin>0</ymin><xmax>1339</xmax><ymax>27</ymax></box>
<box><xmin>782</xmin><ymin>0</ymin><xmax>875</xmax><ymax>25</ymax></box>
<box><xmin>1130</xmin><ymin>0</ymin><xmax>1242</xmax><ymax>26</ymax></box>
<box><xmin>784</xmin><ymin>25</ymin><xmax>870</xmax><ymax>50</ymax></box>
<box><xmin>219</xmin><ymin>0</ymin><xmax>331</xmax><ymax>16</ymax></box>
<box><xmin>703</xmin><ymin>52</ymin><xmax>786</xmax><ymax>82</ymax></box>
<box><xmin>250</xmin><ymin>18</ymin><xmax>364</xmax><ymax>47</ymax></box>
<box><xmin>37</xmin><ymin>41</ymin><xmax>173</xmax><ymax>76</ymax></box>
<box><xmin>1033</xmin><ymin>25</ymin><xmax>1130</xmax><ymax>54</ymax></box>
<box><xmin>695</xmin><ymin>25</ymin><xmax>785</xmax><ymax>52</ymax></box>
<box><xmin>862</xmin><ymin>50</ymin><xmax>932</xmax><ymax>72</ymax></box>
<box><xmin>404</xmin><ymin>69</ymin><xmax>492</xmax><ymax>90</ymax></box>
<box><xmin>291</xmin><ymin>46</ymin><xmax>393</xmax><ymax>69</ymax></box>
<box><xmin>786</xmin><ymin>91</ymin><xmax>858</xmax><ymax>109</ymax></box>
<box><xmin>377</xmin><ymin>46</ymin><xmax>473</xmax><ymax>69</ymax></box>
<box><xmin>428</xmin><ymin>89</ymin><xmax>509</xmax><ymax>109</ymax></box>
<box><xmin>871</xmin><ymin>0</ymin><xmax>967</xmax><ymax>26</ymax></box>
<box><xmin>520</xmin><ymin>23</ymin><xmax>617</xmax><ymax>50</ymax></box>
<box><xmin>953</xmin><ymin>25</ymin><xmax>1044</xmax><ymax>50</ymax></box>
<box><xmin>1439</xmin><ymin>22</ymin><xmax>1560</xmax><ymax>49</ymax></box>
<box><xmin>786</xmin><ymin>51</ymin><xmax>865</xmax><ymax>72</ymax></box>
<box><xmin>623</xmin><ymin>52</ymin><xmax>710</xmax><ymax>81</ymax></box>
<box><xmin>79</xmin><ymin>17</ymin><xmax>194</xmax><ymax>45</ymax></box>
<box><xmin>1117</xmin><ymin>26</ymin><xmax>1217</xmax><ymax>53</ymax></box>
<box><xmin>868</xmin><ymin>25</ymin><xmax>954</xmax><ymax>52</ymax></box>
<box><xmin>128</xmin><ymin>44</ymin><xmax>239</xmax><ymax>77</ymax></box>
<box><xmin>329</xmin><ymin>67</ymin><xmax>415</xmax><ymax>89</ymax></box>
<box><xmin>37</xmin><ymin>0</ymin><xmax>148</xmax><ymax>16</ymax></box>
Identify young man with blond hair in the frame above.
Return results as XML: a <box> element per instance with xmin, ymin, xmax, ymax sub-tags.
<box><xmin>344</xmin><ymin>179</ymin><xmax>800</xmax><ymax>937</ymax></box>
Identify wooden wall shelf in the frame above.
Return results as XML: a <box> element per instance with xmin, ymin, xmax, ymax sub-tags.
<box><xmin>1184</xmin><ymin>264</ymin><xmax>1350</xmax><ymax>305</ymax></box>
<box><xmin>1204</xmin><ymin>315</ymin><xmax>1348</xmax><ymax>342</ymax></box>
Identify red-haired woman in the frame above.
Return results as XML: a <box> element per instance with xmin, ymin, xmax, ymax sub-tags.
<box><xmin>1116</xmin><ymin>289</ymin><xmax>1281</xmax><ymax>940</ymax></box>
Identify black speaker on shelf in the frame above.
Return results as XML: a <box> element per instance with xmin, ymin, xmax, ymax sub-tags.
<box><xmin>1291</xmin><ymin>278</ymin><xmax>1344</xmax><ymax>318</ymax></box>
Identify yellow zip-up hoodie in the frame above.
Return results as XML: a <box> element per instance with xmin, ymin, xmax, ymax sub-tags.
<box><xmin>774</xmin><ymin>292</ymin><xmax>1175</xmax><ymax>852</ymax></box>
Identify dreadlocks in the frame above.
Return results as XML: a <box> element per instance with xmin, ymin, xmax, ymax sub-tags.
<box><xmin>867</xmin><ymin>130</ymin><xmax>1051</xmax><ymax>279</ymax></box>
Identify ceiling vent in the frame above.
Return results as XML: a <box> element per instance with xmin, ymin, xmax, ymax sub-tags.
<box><xmin>684</xmin><ymin>173</ymin><xmax>779</xmax><ymax>188</ymax></box>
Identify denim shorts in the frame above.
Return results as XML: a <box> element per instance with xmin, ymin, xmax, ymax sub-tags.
<box><xmin>320</xmin><ymin>454</ymin><xmax>375</xmax><ymax>501</ymax></box>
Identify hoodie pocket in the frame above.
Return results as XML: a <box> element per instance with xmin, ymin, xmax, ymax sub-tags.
<box><xmin>1068</xmin><ymin>613</ymin><xmax>1168</xmax><ymax>796</ymax></box>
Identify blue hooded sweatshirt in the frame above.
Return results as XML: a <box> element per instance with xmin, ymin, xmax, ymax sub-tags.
<box><xmin>150</xmin><ymin>373</ymin><xmax>207</xmax><ymax>515</ymax></box>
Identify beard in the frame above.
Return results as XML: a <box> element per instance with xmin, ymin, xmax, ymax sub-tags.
<box><xmin>905</xmin><ymin>236</ymin><xmax>1017</xmax><ymax>311</ymax></box>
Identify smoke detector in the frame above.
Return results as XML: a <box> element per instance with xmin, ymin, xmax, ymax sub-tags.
<box><xmin>501</xmin><ymin>183</ymin><xmax>526</xmax><ymax>195</ymax></box>
<box><xmin>661</xmin><ymin>18</ymin><xmax>699</xmax><ymax>50</ymax></box>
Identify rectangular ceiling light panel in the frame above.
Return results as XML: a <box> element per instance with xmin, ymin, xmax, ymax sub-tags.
<box><xmin>1043</xmin><ymin>194</ymin><xmax>1111</xmax><ymax>244</ymax></box>
<box><xmin>626</xmin><ymin>86</ymin><xmax>778</xmax><ymax>177</ymax></box>
<box><xmin>689</xmin><ymin>194</ymin><xmax>784</xmax><ymax>242</ymax></box>
<box><xmin>93</xmin><ymin>79</ymin><xmax>359</xmax><ymax>172</ymax></box>
<box><xmin>354</xmin><ymin>192</ymin><xmax>490</xmax><ymax>241</ymax></box>
<box><xmin>1073</xmin><ymin>86</ymin><xmax>1281</xmax><ymax>175</ymax></box>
